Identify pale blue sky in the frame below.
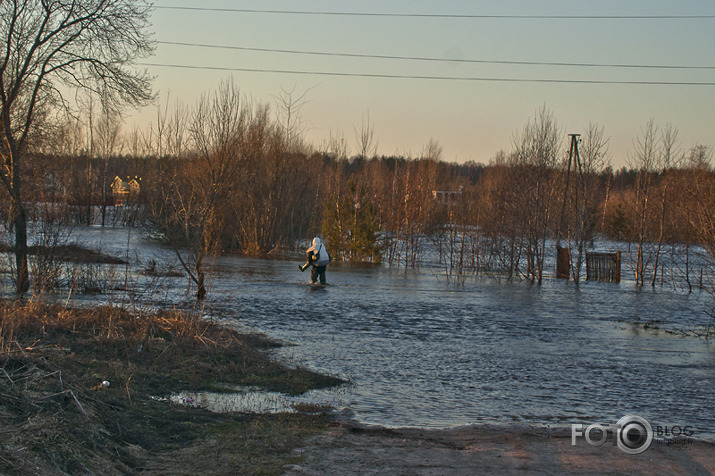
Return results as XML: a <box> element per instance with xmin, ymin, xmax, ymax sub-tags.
<box><xmin>131</xmin><ymin>1</ymin><xmax>715</xmax><ymax>165</ymax></box>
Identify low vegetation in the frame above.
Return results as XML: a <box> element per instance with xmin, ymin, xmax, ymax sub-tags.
<box><xmin>0</xmin><ymin>300</ymin><xmax>343</xmax><ymax>475</ymax></box>
<box><xmin>0</xmin><ymin>243</ymin><xmax>125</xmax><ymax>265</ymax></box>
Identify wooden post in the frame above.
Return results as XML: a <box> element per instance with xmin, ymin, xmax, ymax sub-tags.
<box><xmin>556</xmin><ymin>246</ymin><xmax>570</xmax><ymax>279</ymax></box>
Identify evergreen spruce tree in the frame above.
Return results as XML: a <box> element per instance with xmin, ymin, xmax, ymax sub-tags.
<box><xmin>322</xmin><ymin>176</ymin><xmax>382</xmax><ymax>262</ymax></box>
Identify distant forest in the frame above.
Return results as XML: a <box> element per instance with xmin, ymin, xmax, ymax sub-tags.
<box><xmin>3</xmin><ymin>84</ymin><xmax>714</xmax><ymax>295</ymax></box>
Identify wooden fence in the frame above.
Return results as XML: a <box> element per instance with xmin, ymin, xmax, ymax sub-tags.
<box><xmin>585</xmin><ymin>252</ymin><xmax>621</xmax><ymax>283</ymax></box>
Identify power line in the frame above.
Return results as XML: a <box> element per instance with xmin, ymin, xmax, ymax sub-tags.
<box><xmin>139</xmin><ymin>62</ymin><xmax>715</xmax><ymax>86</ymax></box>
<box><xmin>157</xmin><ymin>40</ymin><xmax>715</xmax><ymax>71</ymax></box>
<box><xmin>153</xmin><ymin>6</ymin><xmax>715</xmax><ymax>20</ymax></box>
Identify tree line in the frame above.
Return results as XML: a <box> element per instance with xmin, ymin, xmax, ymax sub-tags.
<box><xmin>6</xmin><ymin>84</ymin><xmax>714</xmax><ymax>299</ymax></box>
<box><xmin>1</xmin><ymin>1</ymin><xmax>711</xmax><ymax>306</ymax></box>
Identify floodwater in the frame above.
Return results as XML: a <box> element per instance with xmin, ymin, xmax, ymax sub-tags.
<box><xmin>24</xmin><ymin>226</ymin><xmax>715</xmax><ymax>440</ymax></box>
<box><xmin>205</xmin><ymin>258</ymin><xmax>715</xmax><ymax>441</ymax></box>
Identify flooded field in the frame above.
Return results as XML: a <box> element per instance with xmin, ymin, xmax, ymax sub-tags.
<box><xmin>10</xmin><ymin>226</ymin><xmax>715</xmax><ymax>440</ymax></box>
<box><xmin>207</xmin><ymin>257</ymin><xmax>714</xmax><ymax>440</ymax></box>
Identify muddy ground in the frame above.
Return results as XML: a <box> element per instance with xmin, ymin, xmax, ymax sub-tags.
<box><xmin>287</xmin><ymin>420</ymin><xmax>715</xmax><ymax>475</ymax></box>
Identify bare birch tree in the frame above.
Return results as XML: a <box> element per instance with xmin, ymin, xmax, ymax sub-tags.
<box><xmin>627</xmin><ymin>120</ymin><xmax>659</xmax><ymax>286</ymax></box>
<box><xmin>680</xmin><ymin>145</ymin><xmax>714</xmax><ymax>333</ymax></box>
<box><xmin>651</xmin><ymin>124</ymin><xmax>680</xmax><ymax>287</ymax></box>
<box><xmin>512</xmin><ymin>106</ymin><xmax>562</xmax><ymax>283</ymax></box>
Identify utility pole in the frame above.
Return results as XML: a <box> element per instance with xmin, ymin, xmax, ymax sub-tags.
<box><xmin>556</xmin><ymin>134</ymin><xmax>582</xmax><ymax>279</ymax></box>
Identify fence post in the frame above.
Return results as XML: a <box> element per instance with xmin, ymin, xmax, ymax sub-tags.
<box><xmin>556</xmin><ymin>246</ymin><xmax>570</xmax><ymax>279</ymax></box>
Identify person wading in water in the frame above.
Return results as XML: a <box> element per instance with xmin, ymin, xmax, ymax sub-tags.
<box><xmin>300</xmin><ymin>237</ymin><xmax>331</xmax><ymax>284</ymax></box>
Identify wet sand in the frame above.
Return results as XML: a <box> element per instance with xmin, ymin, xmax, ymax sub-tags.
<box><xmin>286</xmin><ymin>421</ymin><xmax>715</xmax><ymax>475</ymax></box>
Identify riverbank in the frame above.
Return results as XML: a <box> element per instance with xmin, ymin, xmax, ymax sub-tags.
<box><xmin>1</xmin><ymin>300</ymin><xmax>713</xmax><ymax>475</ymax></box>
<box><xmin>0</xmin><ymin>300</ymin><xmax>342</xmax><ymax>475</ymax></box>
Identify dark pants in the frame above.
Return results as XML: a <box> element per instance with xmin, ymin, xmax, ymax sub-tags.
<box><xmin>311</xmin><ymin>265</ymin><xmax>327</xmax><ymax>284</ymax></box>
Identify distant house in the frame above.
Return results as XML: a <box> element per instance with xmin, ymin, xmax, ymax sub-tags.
<box><xmin>432</xmin><ymin>186</ymin><xmax>463</xmax><ymax>206</ymax></box>
<box><xmin>112</xmin><ymin>176</ymin><xmax>140</xmax><ymax>206</ymax></box>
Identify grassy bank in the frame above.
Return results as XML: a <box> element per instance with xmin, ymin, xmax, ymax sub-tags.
<box><xmin>0</xmin><ymin>300</ymin><xmax>343</xmax><ymax>475</ymax></box>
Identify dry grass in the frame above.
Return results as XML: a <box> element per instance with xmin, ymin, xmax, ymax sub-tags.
<box><xmin>0</xmin><ymin>299</ymin><xmax>342</xmax><ymax>475</ymax></box>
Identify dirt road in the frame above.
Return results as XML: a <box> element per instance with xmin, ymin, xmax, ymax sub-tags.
<box><xmin>286</xmin><ymin>423</ymin><xmax>714</xmax><ymax>475</ymax></box>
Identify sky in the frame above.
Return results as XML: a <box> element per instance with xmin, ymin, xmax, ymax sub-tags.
<box><xmin>128</xmin><ymin>1</ymin><xmax>715</xmax><ymax>166</ymax></box>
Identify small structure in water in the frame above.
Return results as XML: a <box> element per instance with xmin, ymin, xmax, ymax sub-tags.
<box><xmin>586</xmin><ymin>252</ymin><xmax>621</xmax><ymax>283</ymax></box>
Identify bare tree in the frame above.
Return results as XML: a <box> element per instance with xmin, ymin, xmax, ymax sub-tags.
<box><xmin>680</xmin><ymin>145</ymin><xmax>714</xmax><ymax>333</ymax></box>
<box><xmin>46</xmin><ymin>109</ymin><xmax>86</xmax><ymax>157</ymax></box>
<box><xmin>627</xmin><ymin>120</ymin><xmax>659</xmax><ymax>286</ymax></box>
<box><xmin>479</xmin><ymin>155</ymin><xmax>526</xmax><ymax>278</ymax></box>
<box><xmin>420</xmin><ymin>138</ymin><xmax>443</xmax><ymax>162</ymax></box>
<box><xmin>651</xmin><ymin>124</ymin><xmax>681</xmax><ymax>287</ymax></box>
<box><xmin>272</xmin><ymin>84</ymin><xmax>313</xmax><ymax>154</ymax></box>
<box><xmin>95</xmin><ymin>105</ymin><xmax>124</xmax><ymax>158</ymax></box>
<box><xmin>320</xmin><ymin>127</ymin><xmax>349</xmax><ymax>160</ymax></box>
<box><xmin>167</xmin><ymin>99</ymin><xmax>189</xmax><ymax>159</ymax></box>
<box><xmin>127</xmin><ymin>125</ymin><xmax>148</xmax><ymax>158</ymax></box>
<box><xmin>0</xmin><ymin>0</ymin><xmax>154</xmax><ymax>293</ymax></box>
<box><xmin>681</xmin><ymin>145</ymin><xmax>714</xmax><ymax>259</ymax></box>
<box><xmin>512</xmin><ymin>106</ymin><xmax>562</xmax><ymax>284</ymax></box>
<box><xmin>393</xmin><ymin>159</ymin><xmax>438</xmax><ymax>268</ymax></box>
<box><xmin>229</xmin><ymin>103</ymin><xmax>296</xmax><ymax>256</ymax></box>
<box><xmin>146</xmin><ymin>92</ymin><xmax>189</xmax><ymax>158</ymax></box>
<box><xmin>95</xmin><ymin>103</ymin><xmax>123</xmax><ymax>226</ymax></box>
<box><xmin>354</xmin><ymin>111</ymin><xmax>378</xmax><ymax>159</ymax></box>
<box><xmin>568</xmin><ymin>123</ymin><xmax>610</xmax><ymax>283</ymax></box>
<box><xmin>156</xmin><ymin>79</ymin><xmax>246</xmax><ymax>300</ymax></box>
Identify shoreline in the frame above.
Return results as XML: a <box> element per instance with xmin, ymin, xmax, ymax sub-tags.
<box><xmin>330</xmin><ymin>411</ymin><xmax>715</xmax><ymax>445</ymax></box>
<box><xmin>1</xmin><ymin>299</ymin><xmax>712</xmax><ymax>474</ymax></box>
<box><xmin>0</xmin><ymin>300</ymin><xmax>342</xmax><ymax>475</ymax></box>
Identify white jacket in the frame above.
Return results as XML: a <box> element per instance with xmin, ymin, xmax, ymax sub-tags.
<box><xmin>307</xmin><ymin>237</ymin><xmax>330</xmax><ymax>266</ymax></box>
